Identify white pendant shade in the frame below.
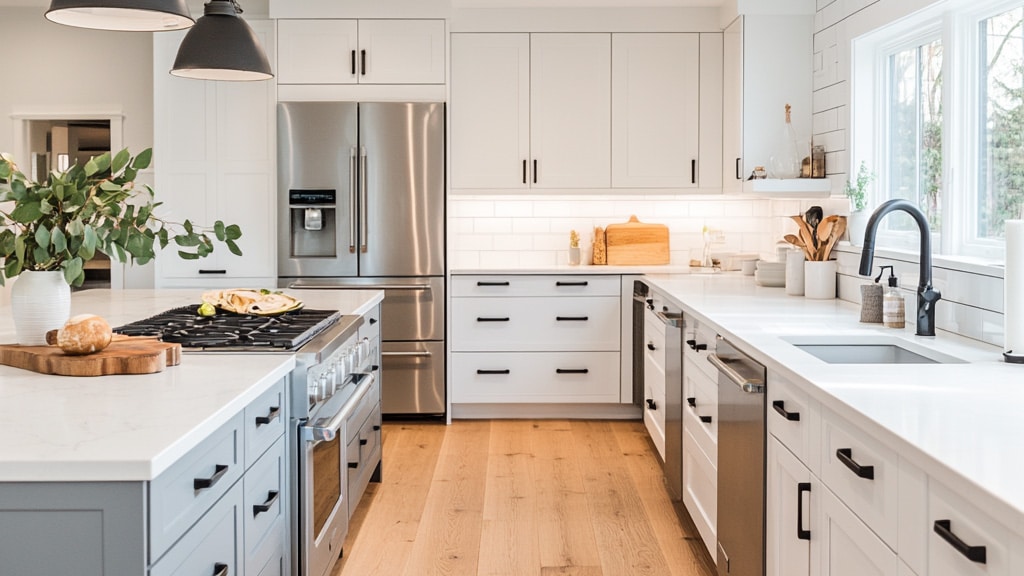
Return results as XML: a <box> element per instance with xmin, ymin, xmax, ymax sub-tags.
<box><xmin>45</xmin><ymin>0</ymin><xmax>194</xmax><ymax>32</ymax></box>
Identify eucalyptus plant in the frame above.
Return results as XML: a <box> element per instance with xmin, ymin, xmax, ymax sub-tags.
<box><xmin>844</xmin><ymin>161</ymin><xmax>875</xmax><ymax>212</ymax></box>
<box><xmin>0</xmin><ymin>148</ymin><xmax>242</xmax><ymax>287</ymax></box>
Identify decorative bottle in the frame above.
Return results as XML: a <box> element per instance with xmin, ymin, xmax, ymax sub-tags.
<box><xmin>772</xmin><ymin>104</ymin><xmax>802</xmax><ymax>179</ymax></box>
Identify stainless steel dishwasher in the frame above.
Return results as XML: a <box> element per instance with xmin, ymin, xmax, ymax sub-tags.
<box><xmin>709</xmin><ymin>337</ymin><xmax>766</xmax><ymax>576</ymax></box>
<box><xmin>657</xmin><ymin>304</ymin><xmax>684</xmax><ymax>501</ymax></box>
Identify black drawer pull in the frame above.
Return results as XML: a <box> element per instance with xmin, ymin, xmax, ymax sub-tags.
<box><xmin>522</xmin><ymin>159</ymin><xmax>527</xmax><ymax>184</ymax></box>
<box><xmin>360</xmin><ymin>438</ymin><xmax>368</xmax><ymax>446</ymax></box>
<box><xmin>373</xmin><ymin>425</ymin><xmax>381</xmax><ymax>431</ymax></box>
<box><xmin>556</xmin><ymin>368</ymin><xmax>589</xmax><ymax>374</ymax></box>
<box><xmin>646</xmin><ymin>298</ymin><xmax>654</xmax><ymax>310</ymax></box>
<box><xmin>477</xmin><ymin>281</ymin><xmax>510</xmax><ymax>286</ymax></box>
<box><xmin>836</xmin><ymin>448</ymin><xmax>874</xmax><ymax>479</ymax></box>
<box><xmin>647</xmin><ymin>342</ymin><xmax>656</xmax><ymax>351</ymax></box>
<box><xmin>646</xmin><ymin>398</ymin><xmax>657</xmax><ymax>410</ymax></box>
<box><xmin>797</xmin><ymin>482</ymin><xmax>811</xmax><ymax>540</ymax></box>
<box><xmin>735</xmin><ymin>157</ymin><xmax>742</xmax><ymax>180</ymax></box>
<box><xmin>686</xmin><ymin>339</ymin><xmax>697</xmax><ymax>349</ymax></box>
<box><xmin>772</xmin><ymin>400</ymin><xmax>800</xmax><ymax>421</ymax></box>
<box><xmin>477</xmin><ymin>317</ymin><xmax>510</xmax><ymax>322</ymax></box>
<box><xmin>255</xmin><ymin>405</ymin><xmax>280</xmax><ymax>426</ymax></box>
<box><xmin>699</xmin><ymin>415</ymin><xmax>712</xmax><ymax>424</ymax></box>
<box><xmin>533</xmin><ymin>159</ymin><xmax>538</xmax><ymax>183</ymax></box>
<box><xmin>477</xmin><ymin>369</ymin><xmax>511</xmax><ymax>375</ymax></box>
<box><xmin>369</xmin><ymin>317</ymin><xmax>378</xmax><ymax>324</ymax></box>
<box><xmin>253</xmin><ymin>490</ymin><xmax>279</xmax><ymax>517</ymax></box>
<box><xmin>556</xmin><ymin>316</ymin><xmax>589</xmax><ymax>322</ymax></box>
<box><xmin>360</xmin><ymin>49</ymin><xmax>366</xmax><ymax>75</ymax></box>
<box><xmin>213</xmin><ymin>563</ymin><xmax>229</xmax><ymax>576</ymax></box>
<box><xmin>691</xmin><ymin>159</ymin><xmax>697</xmax><ymax>184</ymax></box>
<box><xmin>198</xmin><ymin>269</ymin><xmax>227</xmax><ymax>274</ymax></box>
<box><xmin>194</xmin><ymin>464</ymin><xmax>229</xmax><ymax>492</ymax></box>
<box><xmin>350</xmin><ymin>49</ymin><xmax>356</xmax><ymax>75</ymax></box>
<box><xmin>348</xmin><ymin>461</ymin><xmax>359</xmax><ymax>469</ymax></box>
<box><xmin>694</xmin><ymin>343</ymin><xmax>708</xmax><ymax>352</ymax></box>
<box><xmin>556</xmin><ymin>281</ymin><xmax>589</xmax><ymax>287</ymax></box>
<box><xmin>371</xmin><ymin>364</ymin><xmax>379</xmax><ymax>372</ymax></box>
<box><xmin>687</xmin><ymin>397</ymin><xmax>696</xmax><ymax>408</ymax></box>
<box><xmin>934</xmin><ymin>519</ymin><xmax>987</xmax><ymax>564</ymax></box>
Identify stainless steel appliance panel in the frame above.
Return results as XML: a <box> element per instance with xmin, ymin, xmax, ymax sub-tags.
<box><xmin>285</xmin><ymin>276</ymin><xmax>444</xmax><ymax>342</ymax></box>
<box><xmin>358</xmin><ymin>102</ymin><xmax>445</xmax><ymax>277</ymax></box>
<box><xmin>711</xmin><ymin>338</ymin><xmax>767</xmax><ymax>576</ymax></box>
<box><xmin>659</xmin><ymin>309</ymin><xmax>684</xmax><ymax>502</ymax></box>
<box><xmin>381</xmin><ymin>340</ymin><xmax>445</xmax><ymax>415</ymax></box>
<box><xmin>278</xmin><ymin>102</ymin><xmax>358</xmax><ymax>278</ymax></box>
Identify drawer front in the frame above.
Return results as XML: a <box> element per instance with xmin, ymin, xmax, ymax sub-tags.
<box><xmin>643</xmin><ymin>309</ymin><xmax>667</xmax><ymax>373</ymax></box>
<box><xmin>245</xmin><ymin>378</ymin><xmax>287</xmax><ymax>466</ymax></box>
<box><xmin>683</xmin><ymin>425</ymin><xmax>717</xmax><ymax>560</ymax></box>
<box><xmin>244</xmin><ymin>435</ymin><xmax>285</xmax><ymax>561</ymax></box>
<box><xmin>685</xmin><ymin>323</ymin><xmax>718</xmax><ymax>384</ymax></box>
<box><xmin>767</xmin><ymin>372</ymin><xmax>819</xmax><ymax>471</ymax></box>
<box><xmin>347</xmin><ymin>404</ymin><xmax>382</xmax><ymax>518</ymax></box>
<box><xmin>818</xmin><ymin>484</ymin><xmax>899</xmax><ymax>576</ymax></box>
<box><xmin>928</xmin><ymin>481</ymin><xmax>1014</xmax><ymax>576</ymax></box>
<box><xmin>151</xmin><ymin>481</ymin><xmax>242</xmax><ymax>576</ymax></box>
<box><xmin>683</xmin><ymin>355</ymin><xmax>718</xmax><ymax>451</ymax></box>
<box><xmin>451</xmin><ymin>275</ymin><xmax>621</xmax><ymax>297</ymax></box>
<box><xmin>820</xmin><ymin>409</ymin><xmax>898</xmax><ymax>548</ymax></box>
<box><xmin>451</xmin><ymin>351</ymin><xmax>620</xmax><ymax>403</ymax></box>
<box><xmin>247</xmin><ymin>517</ymin><xmax>286</xmax><ymax>576</ymax></box>
<box><xmin>359</xmin><ymin>303</ymin><xmax>382</xmax><ymax>345</ymax></box>
<box><xmin>643</xmin><ymin>355</ymin><xmax>666</xmax><ymax>460</ymax></box>
<box><xmin>345</xmin><ymin>377</ymin><xmax>377</xmax><ymax>445</ymax></box>
<box><xmin>451</xmin><ymin>296</ymin><xmax>620</xmax><ymax>352</ymax></box>
<box><xmin>150</xmin><ymin>412</ymin><xmax>244</xmax><ymax>561</ymax></box>
<box><xmin>683</xmin><ymin>398</ymin><xmax>717</xmax><ymax>467</ymax></box>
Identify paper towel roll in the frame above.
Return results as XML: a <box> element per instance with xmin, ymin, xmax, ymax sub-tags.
<box><xmin>1006</xmin><ymin>220</ymin><xmax>1024</xmax><ymax>363</ymax></box>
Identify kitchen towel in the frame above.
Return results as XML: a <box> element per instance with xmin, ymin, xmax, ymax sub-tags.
<box><xmin>1006</xmin><ymin>220</ymin><xmax>1024</xmax><ymax>362</ymax></box>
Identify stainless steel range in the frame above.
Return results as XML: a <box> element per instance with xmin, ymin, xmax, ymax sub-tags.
<box><xmin>114</xmin><ymin>307</ymin><xmax>383</xmax><ymax>576</ymax></box>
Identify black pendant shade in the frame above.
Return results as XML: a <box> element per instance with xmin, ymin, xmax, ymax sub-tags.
<box><xmin>45</xmin><ymin>0</ymin><xmax>194</xmax><ymax>31</ymax></box>
<box><xmin>170</xmin><ymin>1</ymin><xmax>273</xmax><ymax>81</ymax></box>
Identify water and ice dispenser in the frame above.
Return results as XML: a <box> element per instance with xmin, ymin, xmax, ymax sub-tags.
<box><xmin>288</xmin><ymin>190</ymin><xmax>337</xmax><ymax>258</ymax></box>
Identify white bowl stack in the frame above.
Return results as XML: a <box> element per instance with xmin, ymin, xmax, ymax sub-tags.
<box><xmin>754</xmin><ymin>260</ymin><xmax>786</xmax><ymax>287</ymax></box>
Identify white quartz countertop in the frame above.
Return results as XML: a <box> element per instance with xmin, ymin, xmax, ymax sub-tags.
<box><xmin>0</xmin><ymin>288</ymin><xmax>384</xmax><ymax>482</ymax></box>
<box><xmin>451</xmin><ymin>264</ymin><xmax>695</xmax><ymax>275</ymax></box>
<box><xmin>641</xmin><ymin>273</ymin><xmax>1024</xmax><ymax>534</ymax></box>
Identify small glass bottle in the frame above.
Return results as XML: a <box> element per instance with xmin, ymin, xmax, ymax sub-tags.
<box><xmin>772</xmin><ymin>104</ymin><xmax>802</xmax><ymax>179</ymax></box>
<box><xmin>881</xmin><ymin>266</ymin><xmax>905</xmax><ymax>328</ymax></box>
<box><xmin>811</xmin><ymin>145</ymin><xmax>826</xmax><ymax>178</ymax></box>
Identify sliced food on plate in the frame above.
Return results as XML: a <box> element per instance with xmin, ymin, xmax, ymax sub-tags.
<box><xmin>202</xmin><ymin>288</ymin><xmax>303</xmax><ymax>316</ymax></box>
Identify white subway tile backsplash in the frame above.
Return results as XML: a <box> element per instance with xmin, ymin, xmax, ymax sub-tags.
<box><xmin>493</xmin><ymin>234</ymin><xmax>530</xmax><ymax>251</ymax></box>
<box><xmin>451</xmin><ymin>200</ymin><xmax>495</xmax><ymax>218</ymax></box>
<box><xmin>521</xmin><ymin>251</ymin><xmax>557</xmax><ymax>267</ymax></box>
<box><xmin>512</xmin><ymin>218</ymin><xmax>551</xmax><ymax>234</ymax></box>
<box><xmin>475</xmin><ymin>217</ymin><xmax>512</xmax><ymax>234</ymax></box>
<box><xmin>452</xmin><ymin>250</ymin><xmax>481</xmax><ymax>269</ymax></box>
<box><xmin>493</xmin><ymin>200</ymin><xmax>534</xmax><ymax>217</ymax></box>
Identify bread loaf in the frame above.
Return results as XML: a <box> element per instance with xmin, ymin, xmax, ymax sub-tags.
<box><xmin>57</xmin><ymin>314</ymin><xmax>113</xmax><ymax>355</ymax></box>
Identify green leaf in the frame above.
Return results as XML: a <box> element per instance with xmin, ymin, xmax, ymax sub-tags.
<box><xmin>114</xmin><ymin>243</ymin><xmax>127</xmax><ymax>262</ymax></box>
<box><xmin>52</xmin><ymin>183</ymin><xmax>65</xmax><ymax>201</ymax></box>
<box><xmin>126</xmin><ymin>232</ymin><xmax>144</xmax><ymax>258</ymax></box>
<box><xmin>214</xmin><ymin>220</ymin><xmax>226</xmax><ymax>241</ymax></box>
<box><xmin>14</xmin><ymin>234</ymin><xmax>25</xmax><ymax>263</ymax></box>
<box><xmin>51</xmin><ymin>227</ymin><xmax>67</xmax><ymax>254</ymax></box>
<box><xmin>68</xmin><ymin>218</ymin><xmax>85</xmax><ymax>237</ymax></box>
<box><xmin>226</xmin><ymin>238</ymin><xmax>243</xmax><ymax>256</ymax></box>
<box><xmin>99</xmin><ymin>181</ymin><xmax>122</xmax><ymax>192</ymax></box>
<box><xmin>4</xmin><ymin>257</ymin><xmax>22</xmax><ymax>279</ymax></box>
<box><xmin>173</xmin><ymin>234</ymin><xmax>200</xmax><ymax>247</ymax></box>
<box><xmin>92</xmin><ymin>153</ymin><xmax>111</xmax><ymax>174</ymax></box>
<box><xmin>34</xmin><ymin>225</ymin><xmax>50</xmax><ymax>250</ymax></box>
<box><xmin>111</xmin><ymin>149</ymin><xmax>130</xmax><ymax>174</ymax></box>
<box><xmin>62</xmin><ymin>257</ymin><xmax>84</xmax><ymax>286</ymax></box>
<box><xmin>84</xmin><ymin>158</ymin><xmax>99</xmax><ymax>176</ymax></box>
<box><xmin>177</xmin><ymin>250</ymin><xmax>200</xmax><ymax>260</ymax></box>
<box><xmin>225</xmin><ymin>224</ymin><xmax>242</xmax><ymax>240</ymax></box>
<box><xmin>123</xmin><ymin>166</ymin><xmax>138</xmax><ymax>182</ymax></box>
<box><xmin>32</xmin><ymin>246</ymin><xmax>49</xmax><ymax>265</ymax></box>
<box><xmin>132</xmin><ymin>148</ymin><xmax>153</xmax><ymax>171</ymax></box>
<box><xmin>79</xmin><ymin>226</ymin><xmax>98</xmax><ymax>260</ymax></box>
<box><xmin>10</xmin><ymin>201</ymin><xmax>43</xmax><ymax>223</ymax></box>
<box><xmin>10</xmin><ymin>179</ymin><xmax>27</xmax><ymax>200</ymax></box>
<box><xmin>183</xmin><ymin>219</ymin><xmax>194</xmax><ymax>235</ymax></box>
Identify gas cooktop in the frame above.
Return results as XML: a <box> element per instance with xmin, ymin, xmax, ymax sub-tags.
<box><xmin>113</xmin><ymin>305</ymin><xmax>342</xmax><ymax>351</ymax></box>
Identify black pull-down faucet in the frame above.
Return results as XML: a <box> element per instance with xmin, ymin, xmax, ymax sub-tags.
<box><xmin>858</xmin><ymin>199</ymin><xmax>942</xmax><ymax>337</ymax></box>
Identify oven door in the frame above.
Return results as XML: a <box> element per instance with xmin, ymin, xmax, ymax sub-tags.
<box><xmin>298</xmin><ymin>372</ymin><xmax>376</xmax><ymax>576</ymax></box>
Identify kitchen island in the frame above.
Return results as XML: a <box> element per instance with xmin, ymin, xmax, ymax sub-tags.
<box><xmin>0</xmin><ymin>288</ymin><xmax>383</xmax><ymax>576</ymax></box>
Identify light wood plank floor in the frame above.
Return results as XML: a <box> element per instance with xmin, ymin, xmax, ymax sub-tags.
<box><xmin>334</xmin><ymin>420</ymin><xmax>717</xmax><ymax>576</ymax></box>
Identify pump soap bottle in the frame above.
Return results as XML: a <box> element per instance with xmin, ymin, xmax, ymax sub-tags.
<box><xmin>880</xmin><ymin>266</ymin><xmax>905</xmax><ymax>328</ymax></box>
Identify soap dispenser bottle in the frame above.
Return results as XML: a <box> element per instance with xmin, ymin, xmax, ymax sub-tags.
<box><xmin>880</xmin><ymin>266</ymin><xmax>905</xmax><ymax>328</ymax></box>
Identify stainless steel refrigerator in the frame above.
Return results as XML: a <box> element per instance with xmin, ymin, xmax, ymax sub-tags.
<box><xmin>277</xmin><ymin>101</ymin><xmax>445</xmax><ymax>415</ymax></box>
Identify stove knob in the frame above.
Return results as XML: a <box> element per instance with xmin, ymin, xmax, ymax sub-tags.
<box><xmin>328</xmin><ymin>365</ymin><xmax>338</xmax><ymax>393</ymax></box>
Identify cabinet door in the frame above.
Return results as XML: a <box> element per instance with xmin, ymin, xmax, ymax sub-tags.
<box><xmin>450</xmin><ymin>33</ymin><xmax>531</xmax><ymax>189</ymax></box>
<box><xmin>530</xmin><ymin>33</ymin><xmax>611</xmax><ymax>189</ymax></box>
<box><xmin>767</xmin><ymin>436</ymin><xmax>811</xmax><ymax>576</ymax></box>
<box><xmin>722</xmin><ymin>16</ymin><xmax>744</xmax><ymax>190</ymax></box>
<box><xmin>611</xmin><ymin>33</ymin><xmax>699</xmax><ymax>188</ymax></box>
<box><xmin>815</xmin><ymin>485</ymin><xmax>898</xmax><ymax>576</ymax></box>
<box><xmin>358</xmin><ymin>20</ymin><xmax>445</xmax><ymax>84</ymax></box>
<box><xmin>277</xmin><ymin>20</ymin><xmax>357</xmax><ymax>84</ymax></box>
<box><xmin>928</xmin><ymin>481</ymin><xmax>1015</xmax><ymax>576</ymax></box>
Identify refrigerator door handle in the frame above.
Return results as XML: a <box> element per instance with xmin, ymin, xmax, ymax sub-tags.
<box><xmin>349</xmin><ymin>147</ymin><xmax>357</xmax><ymax>254</ymax></box>
<box><xmin>359</xmin><ymin>146</ymin><xmax>368</xmax><ymax>253</ymax></box>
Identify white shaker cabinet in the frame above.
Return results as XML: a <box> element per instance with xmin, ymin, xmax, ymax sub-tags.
<box><xmin>817</xmin><ymin>484</ymin><xmax>900</xmax><ymax>576</ymax></box>
<box><xmin>767</xmin><ymin>436</ymin><xmax>812</xmax><ymax>576</ymax></box>
<box><xmin>276</xmin><ymin>19</ymin><xmax>445</xmax><ymax>85</ymax></box>
<box><xmin>153</xmin><ymin>23</ymin><xmax>276</xmax><ymax>288</ymax></box>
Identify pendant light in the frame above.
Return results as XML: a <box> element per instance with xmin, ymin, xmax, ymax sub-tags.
<box><xmin>170</xmin><ymin>0</ymin><xmax>273</xmax><ymax>82</ymax></box>
<box><xmin>45</xmin><ymin>0</ymin><xmax>194</xmax><ymax>32</ymax></box>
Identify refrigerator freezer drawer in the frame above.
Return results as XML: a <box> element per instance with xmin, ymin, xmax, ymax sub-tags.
<box><xmin>381</xmin><ymin>341</ymin><xmax>445</xmax><ymax>415</ymax></box>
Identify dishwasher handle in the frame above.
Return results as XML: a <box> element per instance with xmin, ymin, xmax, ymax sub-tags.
<box><xmin>708</xmin><ymin>352</ymin><xmax>765</xmax><ymax>394</ymax></box>
<box><xmin>654</xmin><ymin>310</ymin><xmax>683</xmax><ymax>328</ymax></box>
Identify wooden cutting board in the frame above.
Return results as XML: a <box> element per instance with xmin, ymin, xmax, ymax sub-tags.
<box><xmin>0</xmin><ymin>336</ymin><xmax>181</xmax><ymax>377</ymax></box>
<box><xmin>605</xmin><ymin>215</ymin><xmax>670</xmax><ymax>265</ymax></box>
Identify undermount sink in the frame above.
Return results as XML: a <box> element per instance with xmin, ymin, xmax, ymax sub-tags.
<box><xmin>782</xmin><ymin>336</ymin><xmax>966</xmax><ymax>365</ymax></box>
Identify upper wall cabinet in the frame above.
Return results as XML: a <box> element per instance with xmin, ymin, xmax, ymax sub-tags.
<box><xmin>277</xmin><ymin>19</ymin><xmax>445</xmax><ymax>85</ymax></box>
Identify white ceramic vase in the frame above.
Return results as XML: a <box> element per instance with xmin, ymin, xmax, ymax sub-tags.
<box><xmin>804</xmin><ymin>260</ymin><xmax>838</xmax><ymax>300</ymax></box>
<box><xmin>785</xmin><ymin>250</ymin><xmax>805</xmax><ymax>296</ymax></box>
<box><xmin>847</xmin><ymin>210</ymin><xmax>870</xmax><ymax>246</ymax></box>
<box><xmin>11</xmin><ymin>270</ymin><xmax>71</xmax><ymax>345</ymax></box>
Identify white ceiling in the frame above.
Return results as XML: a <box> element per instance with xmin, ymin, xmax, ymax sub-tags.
<box><xmin>0</xmin><ymin>0</ymin><xmax>723</xmax><ymax>6</ymax></box>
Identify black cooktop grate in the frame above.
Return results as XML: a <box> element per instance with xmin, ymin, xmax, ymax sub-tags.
<box><xmin>113</xmin><ymin>305</ymin><xmax>342</xmax><ymax>350</ymax></box>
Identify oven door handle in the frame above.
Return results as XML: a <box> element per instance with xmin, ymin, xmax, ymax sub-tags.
<box><xmin>302</xmin><ymin>372</ymin><xmax>375</xmax><ymax>443</ymax></box>
<box><xmin>287</xmin><ymin>282</ymin><xmax>429</xmax><ymax>291</ymax></box>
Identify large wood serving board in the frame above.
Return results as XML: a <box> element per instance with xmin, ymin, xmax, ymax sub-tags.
<box><xmin>0</xmin><ymin>336</ymin><xmax>181</xmax><ymax>377</ymax></box>
<box><xmin>605</xmin><ymin>215</ymin><xmax>670</xmax><ymax>265</ymax></box>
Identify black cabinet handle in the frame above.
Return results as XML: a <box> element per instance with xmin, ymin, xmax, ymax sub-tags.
<box><xmin>194</xmin><ymin>464</ymin><xmax>229</xmax><ymax>491</ymax></box>
<box><xmin>198</xmin><ymin>269</ymin><xmax>226</xmax><ymax>274</ymax></box>
<box><xmin>556</xmin><ymin>316</ymin><xmax>589</xmax><ymax>322</ymax></box>
<box><xmin>646</xmin><ymin>398</ymin><xmax>657</xmax><ymax>410</ymax></box>
<box><xmin>477</xmin><ymin>281</ymin><xmax>510</xmax><ymax>287</ymax></box>
<box><xmin>836</xmin><ymin>448</ymin><xmax>874</xmax><ymax>479</ymax></box>
<box><xmin>371</xmin><ymin>364</ymin><xmax>379</xmax><ymax>372</ymax></box>
<box><xmin>212</xmin><ymin>563</ymin><xmax>229</xmax><ymax>576</ymax></box>
<box><xmin>797</xmin><ymin>482</ymin><xmax>811</xmax><ymax>540</ymax></box>
<box><xmin>736</xmin><ymin>157</ymin><xmax>742</xmax><ymax>180</ymax></box>
<box><xmin>373</xmin><ymin>425</ymin><xmax>381</xmax><ymax>431</ymax></box>
<box><xmin>699</xmin><ymin>415</ymin><xmax>712</xmax><ymax>424</ymax></box>
<box><xmin>556</xmin><ymin>368</ymin><xmax>589</xmax><ymax>374</ymax></box>
<box><xmin>350</xmin><ymin>49</ymin><xmax>356</xmax><ymax>75</ymax></box>
<box><xmin>934</xmin><ymin>520</ymin><xmax>987</xmax><ymax>564</ymax></box>
<box><xmin>369</xmin><ymin>317</ymin><xmax>378</xmax><ymax>325</ymax></box>
<box><xmin>522</xmin><ymin>159</ymin><xmax>527</xmax><ymax>184</ymax></box>
<box><xmin>360</xmin><ymin>438</ymin><xmax>368</xmax><ymax>446</ymax></box>
<box><xmin>646</xmin><ymin>298</ymin><xmax>654</xmax><ymax>310</ymax></box>
<box><xmin>348</xmin><ymin>461</ymin><xmax>359</xmax><ymax>469</ymax></box>
<box><xmin>772</xmin><ymin>400</ymin><xmax>800</xmax><ymax>422</ymax></box>
<box><xmin>533</xmin><ymin>159</ymin><xmax>537</xmax><ymax>183</ymax></box>
<box><xmin>687</xmin><ymin>397</ymin><xmax>696</xmax><ymax>408</ymax></box>
<box><xmin>691</xmin><ymin>159</ymin><xmax>697</xmax><ymax>184</ymax></box>
<box><xmin>255</xmin><ymin>405</ymin><xmax>280</xmax><ymax>427</ymax></box>
<box><xmin>556</xmin><ymin>281</ymin><xmax>589</xmax><ymax>287</ymax></box>
<box><xmin>686</xmin><ymin>339</ymin><xmax>697</xmax><ymax>350</ymax></box>
<box><xmin>647</xmin><ymin>342</ymin><xmax>656</xmax><ymax>351</ymax></box>
<box><xmin>694</xmin><ymin>343</ymin><xmax>708</xmax><ymax>352</ymax></box>
<box><xmin>360</xmin><ymin>49</ymin><xmax>366</xmax><ymax>75</ymax></box>
<box><xmin>477</xmin><ymin>369</ymin><xmax>510</xmax><ymax>375</ymax></box>
<box><xmin>253</xmin><ymin>490</ymin><xmax>279</xmax><ymax>517</ymax></box>
<box><xmin>476</xmin><ymin>317</ymin><xmax>510</xmax><ymax>322</ymax></box>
